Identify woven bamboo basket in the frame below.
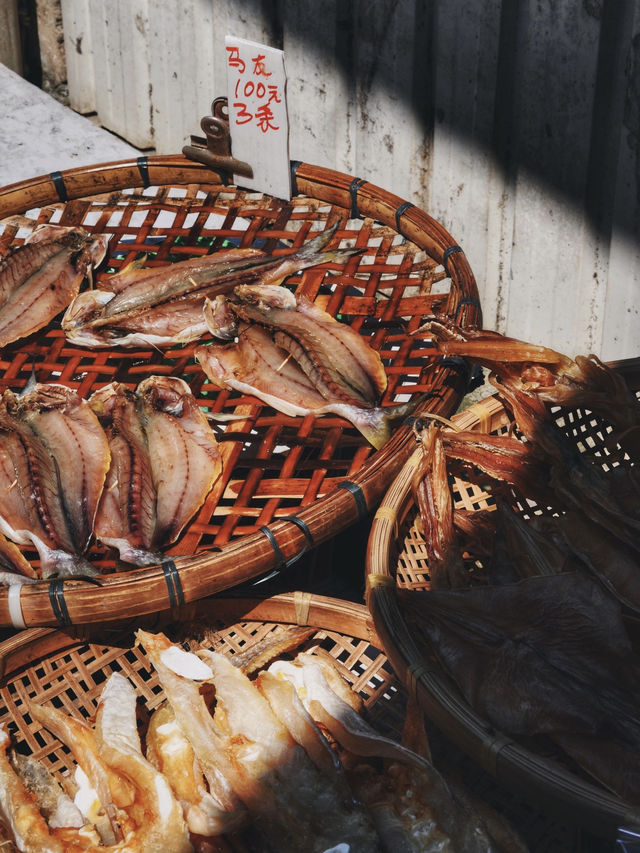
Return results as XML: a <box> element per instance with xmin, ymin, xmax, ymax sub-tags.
<box><xmin>365</xmin><ymin>359</ymin><xmax>640</xmax><ymax>838</ymax></box>
<box><xmin>0</xmin><ymin>155</ymin><xmax>480</xmax><ymax>628</ymax></box>
<box><xmin>0</xmin><ymin>590</ymin><xmax>584</xmax><ymax>851</ymax></box>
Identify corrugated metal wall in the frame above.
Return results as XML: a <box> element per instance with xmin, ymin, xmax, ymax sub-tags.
<box><xmin>59</xmin><ymin>0</ymin><xmax>640</xmax><ymax>361</ymax></box>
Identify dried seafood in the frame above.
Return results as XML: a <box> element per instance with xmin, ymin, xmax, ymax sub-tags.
<box><xmin>404</xmin><ymin>326</ymin><xmax>640</xmax><ymax>805</ymax></box>
<box><xmin>0</xmin><ymin>224</ymin><xmax>108</xmax><ymax>350</ymax></box>
<box><xmin>89</xmin><ymin>377</ymin><xmax>222</xmax><ymax>567</ymax></box>
<box><xmin>0</xmin><ymin>383</ymin><xmax>110</xmax><ymax>579</ymax></box>
<box><xmin>197</xmin><ymin>286</ymin><xmax>416</xmax><ymax>448</ymax></box>
<box><xmin>0</xmin><ymin>628</ymin><xmax>530</xmax><ymax>851</ymax></box>
<box><xmin>62</xmin><ymin>223</ymin><xmax>356</xmax><ymax>348</ymax></box>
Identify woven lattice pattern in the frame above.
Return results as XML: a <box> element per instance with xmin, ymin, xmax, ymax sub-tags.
<box><xmin>0</xmin><ymin>184</ymin><xmax>456</xmax><ymax>569</ymax></box>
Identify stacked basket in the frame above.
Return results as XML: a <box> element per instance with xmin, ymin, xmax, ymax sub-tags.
<box><xmin>366</xmin><ymin>362</ymin><xmax>640</xmax><ymax>844</ymax></box>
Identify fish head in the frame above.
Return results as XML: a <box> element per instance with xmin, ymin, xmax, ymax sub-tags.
<box><xmin>233</xmin><ymin>283</ymin><xmax>296</xmax><ymax>312</ymax></box>
<box><xmin>136</xmin><ymin>375</ymin><xmax>191</xmax><ymax>417</ymax></box>
<box><xmin>203</xmin><ymin>295</ymin><xmax>239</xmax><ymax>340</ymax></box>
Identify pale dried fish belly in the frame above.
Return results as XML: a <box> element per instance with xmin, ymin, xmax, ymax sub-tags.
<box><xmin>94</xmin><ymin>673</ymin><xmax>192</xmax><ymax>853</ymax></box>
<box><xmin>195</xmin><ymin>648</ymin><xmax>382</xmax><ymax>853</ymax></box>
<box><xmin>0</xmin><ymin>225</ymin><xmax>108</xmax><ymax>348</ymax></box>
<box><xmin>146</xmin><ymin>703</ymin><xmax>245</xmax><ymax>837</ymax></box>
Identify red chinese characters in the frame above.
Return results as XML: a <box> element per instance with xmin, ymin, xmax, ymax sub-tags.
<box><xmin>226</xmin><ymin>47</ymin><xmax>282</xmax><ymax>134</ymax></box>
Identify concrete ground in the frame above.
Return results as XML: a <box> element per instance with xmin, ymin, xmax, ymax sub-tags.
<box><xmin>0</xmin><ymin>63</ymin><xmax>141</xmax><ymax>189</ymax></box>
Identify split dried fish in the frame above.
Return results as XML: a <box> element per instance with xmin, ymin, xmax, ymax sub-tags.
<box><xmin>0</xmin><ymin>224</ymin><xmax>108</xmax><ymax>349</ymax></box>
<box><xmin>197</xmin><ymin>311</ymin><xmax>416</xmax><ymax>449</ymax></box>
<box><xmin>0</xmin><ymin>384</ymin><xmax>110</xmax><ymax>579</ymax></box>
<box><xmin>63</xmin><ymin>223</ymin><xmax>356</xmax><ymax>348</ymax></box>
<box><xmin>90</xmin><ymin>377</ymin><xmax>222</xmax><ymax>567</ymax></box>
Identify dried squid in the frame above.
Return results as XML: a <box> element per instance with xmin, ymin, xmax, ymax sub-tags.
<box><xmin>0</xmin><ymin>224</ymin><xmax>108</xmax><ymax>349</ymax></box>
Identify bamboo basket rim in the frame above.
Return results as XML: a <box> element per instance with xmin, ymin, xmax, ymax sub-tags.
<box><xmin>0</xmin><ymin>155</ymin><xmax>480</xmax><ymax>629</ymax></box>
<box><xmin>0</xmin><ymin>590</ymin><xmax>380</xmax><ymax>684</ymax></box>
<box><xmin>365</xmin><ymin>367</ymin><xmax>640</xmax><ymax>836</ymax></box>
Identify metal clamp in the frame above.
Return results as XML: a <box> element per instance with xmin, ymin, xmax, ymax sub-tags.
<box><xmin>182</xmin><ymin>97</ymin><xmax>254</xmax><ymax>179</ymax></box>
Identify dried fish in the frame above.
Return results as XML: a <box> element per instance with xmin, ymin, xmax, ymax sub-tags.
<box><xmin>0</xmin><ymin>224</ymin><xmax>108</xmax><ymax>349</ymax></box>
<box><xmin>207</xmin><ymin>284</ymin><xmax>387</xmax><ymax>407</ymax></box>
<box><xmin>137</xmin><ymin>629</ymin><xmax>382</xmax><ymax>853</ymax></box>
<box><xmin>412</xmin><ymin>424</ymin><xmax>469</xmax><ymax>589</ymax></box>
<box><xmin>63</xmin><ymin>223</ymin><xmax>357</xmax><ymax>348</ymax></box>
<box><xmin>196</xmin><ymin>322</ymin><xmax>415</xmax><ymax>449</ymax></box>
<box><xmin>90</xmin><ymin>377</ymin><xmax>222</xmax><ymax>566</ymax></box>
<box><xmin>399</xmin><ymin>572</ymin><xmax>640</xmax><ymax>801</ymax></box>
<box><xmin>0</xmin><ymin>384</ymin><xmax>110</xmax><ymax>578</ymax></box>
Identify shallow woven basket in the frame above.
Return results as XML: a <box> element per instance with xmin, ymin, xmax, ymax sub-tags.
<box><xmin>366</xmin><ymin>359</ymin><xmax>640</xmax><ymax>838</ymax></box>
<box><xmin>0</xmin><ymin>591</ymin><xmax>584</xmax><ymax>852</ymax></box>
<box><xmin>0</xmin><ymin>155</ymin><xmax>480</xmax><ymax>628</ymax></box>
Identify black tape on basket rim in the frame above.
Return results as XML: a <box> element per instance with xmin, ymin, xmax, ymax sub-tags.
<box><xmin>280</xmin><ymin>515</ymin><xmax>316</xmax><ymax>568</ymax></box>
<box><xmin>336</xmin><ymin>480</ymin><xmax>368</xmax><ymax>520</ymax></box>
<box><xmin>50</xmin><ymin>171</ymin><xmax>68</xmax><ymax>203</ymax></box>
<box><xmin>395</xmin><ymin>201</ymin><xmax>415</xmax><ymax>240</ymax></box>
<box><xmin>349</xmin><ymin>177</ymin><xmax>366</xmax><ymax>220</ymax></box>
<box><xmin>161</xmin><ymin>559</ymin><xmax>185</xmax><ymax>608</ymax></box>
<box><xmin>48</xmin><ymin>579</ymin><xmax>71</xmax><ymax>628</ymax></box>
<box><xmin>454</xmin><ymin>296</ymin><xmax>482</xmax><ymax>322</ymax></box>
<box><xmin>281</xmin><ymin>515</ymin><xmax>315</xmax><ymax>552</ymax></box>
<box><xmin>136</xmin><ymin>156</ymin><xmax>150</xmax><ymax>188</ymax></box>
<box><xmin>259</xmin><ymin>525</ymin><xmax>285</xmax><ymax>569</ymax></box>
<box><xmin>290</xmin><ymin>160</ymin><xmax>302</xmax><ymax>196</ymax></box>
<box><xmin>442</xmin><ymin>244</ymin><xmax>463</xmax><ymax>277</ymax></box>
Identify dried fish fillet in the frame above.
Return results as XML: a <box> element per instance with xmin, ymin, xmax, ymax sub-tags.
<box><xmin>0</xmin><ymin>384</ymin><xmax>110</xmax><ymax>578</ymax></box>
<box><xmin>196</xmin><ymin>323</ymin><xmax>415</xmax><ymax>449</ymax></box>
<box><xmin>207</xmin><ymin>284</ymin><xmax>387</xmax><ymax>407</ymax></box>
<box><xmin>0</xmin><ymin>224</ymin><xmax>108</xmax><ymax>349</ymax></box>
<box><xmin>63</xmin><ymin>223</ymin><xmax>356</xmax><ymax>348</ymax></box>
<box><xmin>91</xmin><ymin>377</ymin><xmax>222</xmax><ymax>566</ymax></box>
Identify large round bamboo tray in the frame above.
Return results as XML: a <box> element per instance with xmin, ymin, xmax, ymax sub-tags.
<box><xmin>366</xmin><ymin>361</ymin><xmax>640</xmax><ymax>839</ymax></box>
<box><xmin>0</xmin><ymin>590</ymin><xmax>583</xmax><ymax>851</ymax></box>
<box><xmin>0</xmin><ymin>155</ymin><xmax>480</xmax><ymax>628</ymax></box>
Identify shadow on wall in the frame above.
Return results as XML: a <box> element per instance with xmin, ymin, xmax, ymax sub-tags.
<box><xmin>243</xmin><ymin>0</ymin><xmax>640</xmax><ymax>249</ymax></box>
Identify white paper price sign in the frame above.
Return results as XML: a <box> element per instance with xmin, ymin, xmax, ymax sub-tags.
<box><xmin>225</xmin><ymin>36</ymin><xmax>291</xmax><ymax>200</ymax></box>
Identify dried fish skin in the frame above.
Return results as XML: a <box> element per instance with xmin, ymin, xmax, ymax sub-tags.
<box><xmin>0</xmin><ymin>225</ymin><xmax>108</xmax><ymax>349</ymax></box>
<box><xmin>196</xmin><ymin>324</ymin><xmax>410</xmax><ymax>449</ymax></box>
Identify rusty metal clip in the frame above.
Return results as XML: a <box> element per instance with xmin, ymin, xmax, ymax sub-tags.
<box><xmin>182</xmin><ymin>97</ymin><xmax>254</xmax><ymax>179</ymax></box>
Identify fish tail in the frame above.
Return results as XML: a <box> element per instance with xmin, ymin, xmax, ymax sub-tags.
<box><xmin>356</xmin><ymin>396</ymin><xmax>426</xmax><ymax>449</ymax></box>
<box><xmin>293</xmin><ymin>220</ymin><xmax>341</xmax><ymax>257</ymax></box>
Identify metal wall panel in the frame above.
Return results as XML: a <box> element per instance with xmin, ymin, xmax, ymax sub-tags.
<box><xmin>60</xmin><ymin>0</ymin><xmax>640</xmax><ymax>361</ymax></box>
